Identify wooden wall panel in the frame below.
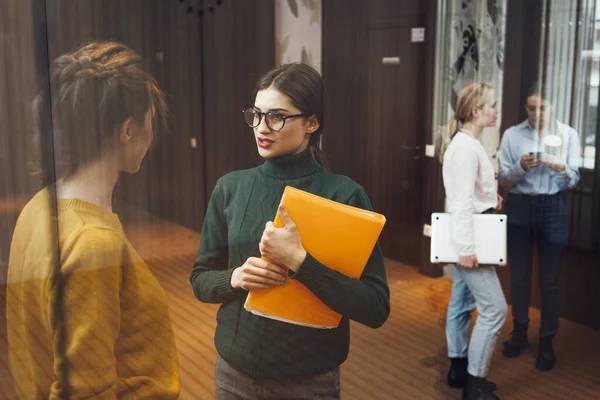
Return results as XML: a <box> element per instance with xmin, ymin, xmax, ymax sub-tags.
<box><xmin>419</xmin><ymin>156</ymin><xmax>445</xmax><ymax>278</ymax></box>
<box><xmin>418</xmin><ymin>0</ymin><xmax>444</xmax><ymax>278</ymax></box>
<box><xmin>0</xmin><ymin>0</ymin><xmax>40</xmax><ymax>200</ymax></box>
<box><xmin>321</xmin><ymin>0</ymin><xmax>369</xmax><ymax>180</ymax></box>
<box><xmin>201</xmin><ymin>0</ymin><xmax>275</xmax><ymax>197</ymax></box>
<box><xmin>41</xmin><ymin>0</ymin><xmax>206</xmax><ymax>232</ymax></box>
<box><xmin>1</xmin><ymin>0</ymin><xmax>276</xmax><ymax>274</ymax></box>
<box><xmin>323</xmin><ymin>0</ymin><xmax>432</xmax><ymax>267</ymax></box>
<box><xmin>0</xmin><ymin>0</ymin><xmax>41</xmax><ymax>280</ymax></box>
<box><xmin>0</xmin><ymin>3</ymin><xmax>46</xmax><ymax>398</ymax></box>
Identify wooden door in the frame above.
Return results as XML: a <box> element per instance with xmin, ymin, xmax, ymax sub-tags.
<box><xmin>363</xmin><ymin>21</ymin><xmax>427</xmax><ymax>267</ymax></box>
<box><xmin>323</xmin><ymin>1</ymin><xmax>428</xmax><ymax>268</ymax></box>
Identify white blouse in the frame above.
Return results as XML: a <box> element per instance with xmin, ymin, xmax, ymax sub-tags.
<box><xmin>442</xmin><ymin>131</ymin><xmax>498</xmax><ymax>256</ymax></box>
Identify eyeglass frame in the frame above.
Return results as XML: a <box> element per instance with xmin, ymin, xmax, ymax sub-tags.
<box><xmin>242</xmin><ymin>107</ymin><xmax>308</xmax><ymax>132</ymax></box>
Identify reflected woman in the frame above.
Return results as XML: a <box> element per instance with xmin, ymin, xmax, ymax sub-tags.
<box><xmin>6</xmin><ymin>41</ymin><xmax>180</xmax><ymax>399</ymax></box>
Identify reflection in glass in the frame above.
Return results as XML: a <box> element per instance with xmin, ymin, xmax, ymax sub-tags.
<box><xmin>6</xmin><ymin>41</ymin><xmax>180</xmax><ymax>399</ymax></box>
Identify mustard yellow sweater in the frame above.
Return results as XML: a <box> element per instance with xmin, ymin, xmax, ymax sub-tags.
<box><xmin>6</xmin><ymin>188</ymin><xmax>180</xmax><ymax>399</ymax></box>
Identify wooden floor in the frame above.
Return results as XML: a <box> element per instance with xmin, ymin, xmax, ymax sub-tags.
<box><xmin>1</xmin><ymin>205</ymin><xmax>600</xmax><ymax>399</ymax></box>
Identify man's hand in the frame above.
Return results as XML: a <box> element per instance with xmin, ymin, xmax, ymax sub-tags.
<box><xmin>520</xmin><ymin>154</ymin><xmax>541</xmax><ymax>170</ymax></box>
<box><xmin>543</xmin><ymin>161</ymin><xmax>566</xmax><ymax>172</ymax></box>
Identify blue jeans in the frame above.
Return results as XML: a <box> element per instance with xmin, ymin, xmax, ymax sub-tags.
<box><xmin>446</xmin><ymin>265</ymin><xmax>508</xmax><ymax>377</ymax></box>
<box><xmin>505</xmin><ymin>192</ymin><xmax>568</xmax><ymax>337</ymax></box>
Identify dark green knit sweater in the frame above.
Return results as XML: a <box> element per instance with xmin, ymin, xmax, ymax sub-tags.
<box><xmin>190</xmin><ymin>148</ymin><xmax>390</xmax><ymax>378</ymax></box>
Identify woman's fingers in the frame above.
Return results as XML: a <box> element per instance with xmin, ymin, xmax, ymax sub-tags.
<box><xmin>244</xmin><ymin>266</ymin><xmax>286</xmax><ymax>283</ymax></box>
<box><xmin>247</xmin><ymin>257</ymin><xmax>287</xmax><ymax>276</ymax></box>
<box><xmin>236</xmin><ymin>257</ymin><xmax>288</xmax><ymax>291</ymax></box>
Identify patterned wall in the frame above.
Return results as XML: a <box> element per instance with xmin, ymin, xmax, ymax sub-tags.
<box><xmin>275</xmin><ymin>0</ymin><xmax>322</xmax><ymax>73</ymax></box>
<box><xmin>447</xmin><ymin>0</ymin><xmax>507</xmax><ymax>165</ymax></box>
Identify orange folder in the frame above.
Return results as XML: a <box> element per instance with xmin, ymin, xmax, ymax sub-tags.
<box><xmin>244</xmin><ymin>186</ymin><xmax>386</xmax><ymax>329</ymax></box>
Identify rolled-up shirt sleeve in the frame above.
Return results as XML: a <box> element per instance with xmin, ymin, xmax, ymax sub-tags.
<box><xmin>498</xmin><ymin>131</ymin><xmax>529</xmax><ymax>190</ymax></box>
<box><xmin>555</xmin><ymin>128</ymin><xmax>581</xmax><ymax>190</ymax></box>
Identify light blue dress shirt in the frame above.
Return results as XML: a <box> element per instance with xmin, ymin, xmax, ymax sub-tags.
<box><xmin>498</xmin><ymin>120</ymin><xmax>581</xmax><ymax>195</ymax></box>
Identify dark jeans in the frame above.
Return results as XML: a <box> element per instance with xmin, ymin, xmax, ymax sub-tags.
<box><xmin>505</xmin><ymin>192</ymin><xmax>568</xmax><ymax>337</ymax></box>
<box><xmin>214</xmin><ymin>354</ymin><xmax>341</xmax><ymax>400</ymax></box>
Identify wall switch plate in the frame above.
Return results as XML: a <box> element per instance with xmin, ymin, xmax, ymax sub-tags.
<box><xmin>382</xmin><ymin>57</ymin><xmax>400</xmax><ymax>64</ymax></box>
<box><xmin>411</xmin><ymin>27</ymin><xmax>425</xmax><ymax>42</ymax></box>
<box><xmin>423</xmin><ymin>224</ymin><xmax>432</xmax><ymax>237</ymax></box>
<box><xmin>190</xmin><ymin>138</ymin><xmax>197</xmax><ymax>148</ymax></box>
<box><xmin>425</xmin><ymin>144</ymin><xmax>435</xmax><ymax>158</ymax></box>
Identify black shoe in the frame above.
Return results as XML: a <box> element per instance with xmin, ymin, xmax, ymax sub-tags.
<box><xmin>448</xmin><ymin>358</ymin><xmax>497</xmax><ymax>392</ymax></box>
<box><xmin>502</xmin><ymin>322</ymin><xmax>528</xmax><ymax>358</ymax></box>
<box><xmin>447</xmin><ymin>358</ymin><xmax>468</xmax><ymax>388</ymax></box>
<box><xmin>463</xmin><ymin>374</ymin><xmax>501</xmax><ymax>400</ymax></box>
<box><xmin>535</xmin><ymin>335</ymin><xmax>556</xmax><ymax>371</ymax></box>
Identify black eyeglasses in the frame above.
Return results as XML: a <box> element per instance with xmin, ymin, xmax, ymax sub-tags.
<box><xmin>242</xmin><ymin>108</ymin><xmax>307</xmax><ymax>132</ymax></box>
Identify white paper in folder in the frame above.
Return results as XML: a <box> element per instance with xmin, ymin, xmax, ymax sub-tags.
<box><xmin>430</xmin><ymin>213</ymin><xmax>507</xmax><ymax>266</ymax></box>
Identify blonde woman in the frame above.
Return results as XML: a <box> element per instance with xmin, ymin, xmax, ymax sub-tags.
<box><xmin>440</xmin><ymin>83</ymin><xmax>507</xmax><ymax>400</ymax></box>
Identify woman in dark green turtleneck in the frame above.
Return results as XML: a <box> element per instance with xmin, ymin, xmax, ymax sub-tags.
<box><xmin>190</xmin><ymin>63</ymin><xmax>390</xmax><ymax>399</ymax></box>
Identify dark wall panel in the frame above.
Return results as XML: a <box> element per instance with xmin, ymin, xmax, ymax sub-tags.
<box><xmin>202</xmin><ymin>0</ymin><xmax>275</xmax><ymax>197</ymax></box>
<box><xmin>323</xmin><ymin>0</ymin><xmax>433</xmax><ymax>267</ymax></box>
<box><xmin>0</xmin><ymin>0</ymin><xmax>276</xmax><ymax>266</ymax></box>
<box><xmin>0</xmin><ymin>0</ymin><xmax>40</xmax><ymax>200</ymax></box>
<box><xmin>42</xmin><ymin>0</ymin><xmax>206</xmax><ymax>231</ymax></box>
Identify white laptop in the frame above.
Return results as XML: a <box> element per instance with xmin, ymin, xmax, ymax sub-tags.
<box><xmin>430</xmin><ymin>213</ymin><xmax>507</xmax><ymax>266</ymax></box>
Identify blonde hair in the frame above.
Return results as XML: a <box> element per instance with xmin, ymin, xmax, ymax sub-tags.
<box><xmin>439</xmin><ymin>82</ymin><xmax>495</xmax><ymax>163</ymax></box>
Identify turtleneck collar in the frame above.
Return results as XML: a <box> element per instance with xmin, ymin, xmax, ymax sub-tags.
<box><xmin>258</xmin><ymin>147</ymin><xmax>322</xmax><ymax>179</ymax></box>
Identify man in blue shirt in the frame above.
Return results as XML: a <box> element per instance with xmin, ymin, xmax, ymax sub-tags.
<box><xmin>498</xmin><ymin>84</ymin><xmax>580</xmax><ymax>371</ymax></box>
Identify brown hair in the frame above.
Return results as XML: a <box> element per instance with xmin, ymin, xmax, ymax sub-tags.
<box><xmin>33</xmin><ymin>41</ymin><xmax>167</xmax><ymax>179</ymax></box>
<box><xmin>255</xmin><ymin>62</ymin><xmax>329</xmax><ymax>170</ymax></box>
<box><xmin>526</xmin><ymin>82</ymin><xmax>551</xmax><ymax>101</ymax></box>
<box><xmin>439</xmin><ymin>82</ymin><xmax>494</xmax><ymax>163</ymax></box>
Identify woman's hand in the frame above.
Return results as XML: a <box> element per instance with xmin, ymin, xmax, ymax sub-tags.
<box><xmin>259</xmin><ymin>205</ymin><xmax>307</xmax><ymax>273</ymax></box>
<box><xmin>457</xmin><ymin>255</ymin><xmax>479</xmax><ymax>268</ymax></box>
<box><xmin>230</xmin><ymin>257</ymin><xmax>287</xmax><ymax>290</ymax></box>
